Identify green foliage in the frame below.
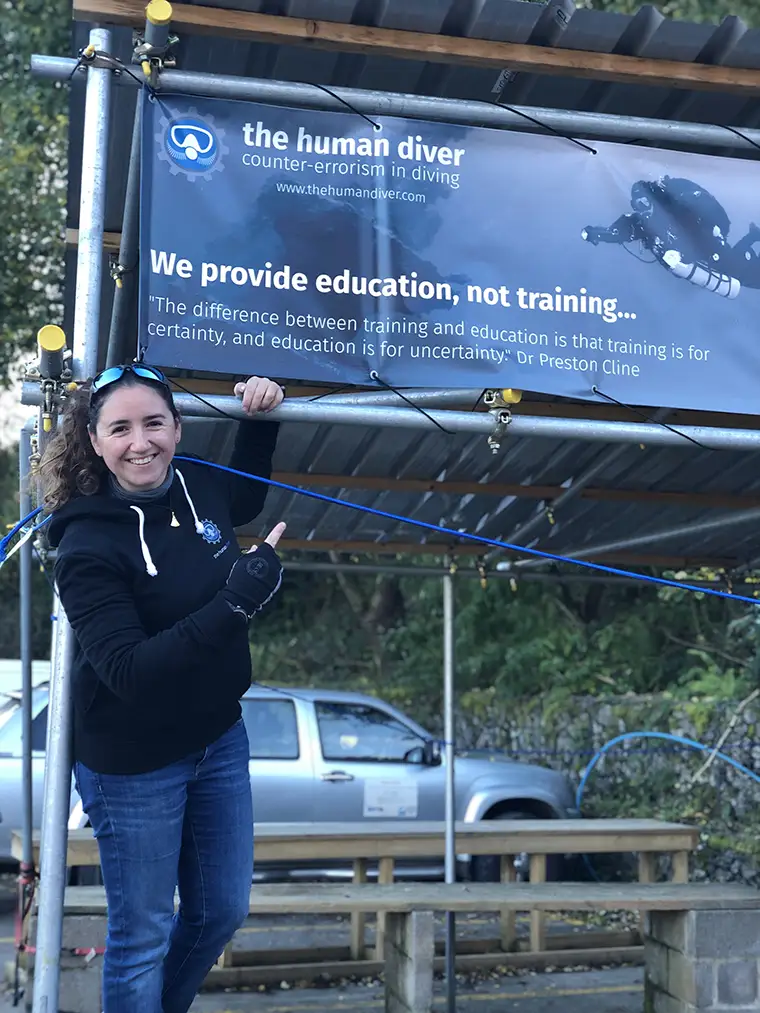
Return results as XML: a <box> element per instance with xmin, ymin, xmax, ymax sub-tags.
<box><xmin>580</xmin><ymin>0</ymin><xmax>760</xmax><ymax>25</ymax></box>
<box><xmin>0</xmin><ymin>0</ymin><xmax>71</xmax><ymax>380</ymax></box>
<box><xmin>254</xmin><ymin>558</ymin><xmax>759</xmax><ymax>729</ymax></box>
<box><xmin>0</xmin><ymin>444</ymin><xmax>53</xmax><ymax>658</ymax></box>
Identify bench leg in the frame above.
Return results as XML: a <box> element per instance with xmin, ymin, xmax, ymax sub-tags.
<box><xmin>639</xmin><ymin>852</ymin><xmax>656</xmax><ymax>883</ymax></box>
<box><xmin>351</xmin><ymin>858</ymin><xmax>368</xmax><ymax>960</ymax></box>
<box><xmin>215</xmin><ymin>943</ymin><xmax>233</xmax><ymax>968</ymax></box>
<box><xmin>528</xmin><ymin>854</ymin><xmax>547</xmax><ymax>952</ymax></box>
<box><xmin>499</xmin><ymin>854</ymin><xmax>517</xmax><ymax>951</ymax></box>
<box><xmin>375</xmin><ymin>857</ymin><xmax>395</xmax><ymax>961</ymax></box>
<box><xmin>672</xmin><ymin>850</ymin><xmax>689</xmax><ymax>884</ymax></box>
<box><xmin>384</xmin><ymin>911</ymin><xmax>434</xmax><ymax>1013</ymax></box>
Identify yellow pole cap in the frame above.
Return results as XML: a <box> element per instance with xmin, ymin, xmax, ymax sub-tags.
<box><xmin>146</xmin><ymin>0</ymin><xmax>172</xmax><ymax>25</ymax></box>
<box><xmin>501</xmin><ymin>388</ymin><xmax>523</xmax><ymax>405</ymax></box>
<box><xmin>37</xmin><ymin>325</ymin><xmax>66</xmax><ymax>352</ymax></box>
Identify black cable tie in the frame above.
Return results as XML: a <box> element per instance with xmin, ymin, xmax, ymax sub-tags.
<box><xmin>720</xmin><ymin>124</ymin><xmax>760</xmax><ymax>155</ymax></box>
<box><xmin>67</xmin><ymin>57</ymin><xmax>86</xmax><ymax>81</ymax></box>
<box><xmin>369</xmin><ymin>370</ymin><xmax>454</xmax><ymax>434</ymax></box>
<box><xmin>496</xmin><ymin>101</ymin><xmax>597</xmax><ymax>155</ymax></box>
<box><xmin>308</xmin><ymin>82</ymin><xmax>381</xmax><ymax>132</ymax></box>
<box><xmin>592</xmin><ymin>385</ymin><xmax>708</xmax><ymax>450</ymax></box>
<box><xmin>168</xmin><ymin>377</ymin><xmax>240</xmax><ymax>422</ymax></box>
<box><xmin>309</xmin><ymin>384</ymin><xmax>357</xmax><ymax>401</ymax></box>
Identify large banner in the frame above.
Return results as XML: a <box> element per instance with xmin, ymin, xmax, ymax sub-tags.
<box><xmin>139</xmin><ymin>92</ymin><xmax>760</xmax><ymax>414</ymax></box>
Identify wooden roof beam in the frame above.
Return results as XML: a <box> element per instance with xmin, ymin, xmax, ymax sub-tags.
<box><xmin>72</xmin><ymin>0</ymin><xmax>760</xmax><ymax>96</ymax></box>
<box><xmin>270</xmin><ymin>472</ymin><xmax>760</xmax><ymax>513</ymax></box>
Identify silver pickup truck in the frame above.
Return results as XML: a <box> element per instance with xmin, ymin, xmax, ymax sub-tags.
<box><xmin>1</xmin><ymin>684</ymin><xmax>578</xmax><ymax>881</ymax></box>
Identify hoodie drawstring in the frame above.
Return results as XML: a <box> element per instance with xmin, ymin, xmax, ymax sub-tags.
<box><xmin>131</xmin><ymin>469</ymin><xmax>208</xmax><ymax>576</ymax></box>
<box><xmin>130</xmin><ymin>506</ymin><xmax>159</xmax><ymax>577</ymax></box>
<box><xmin>175</xmin><ymin>469</ymin><xmax>205</xmax><ymax>536</ymax></box>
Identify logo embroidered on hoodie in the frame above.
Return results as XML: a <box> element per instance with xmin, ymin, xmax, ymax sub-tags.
<box><xmin>200</xmin><ymin>519</ymin><xmax>222</xmax><ymax>545</ymax></box>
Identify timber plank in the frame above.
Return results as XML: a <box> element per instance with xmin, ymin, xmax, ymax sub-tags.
<box><xmin>60</xmin><ymin>882</ymin><xmax>760</xmax><ymax>916</ymax></box>
<box><xmin>70</xmin><ymin>0</ymin><xmax>760</xmax><ymax>96</ymax></box>
<box><xmin>14</xmin><ymin>819</ymin><xmax>699</xmax><ymax>867</ymax></box>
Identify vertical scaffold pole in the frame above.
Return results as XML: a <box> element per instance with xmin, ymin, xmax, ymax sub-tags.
<box><xmin>18</xmin><ymin>423</ymin><xmax>35</xmax><ymax>908</ymax></box>
<box><xmin>31</xmin><ymin>25</ymin><xmax>112</xmax><ymax>1013</ymax></box>
<box><xmin>442</xmin><ymin>567</ymin><xmax>457</xmax><ymax>1012</ymax></box>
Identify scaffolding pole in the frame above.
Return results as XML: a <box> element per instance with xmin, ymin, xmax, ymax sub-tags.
<box><xmin>29</xmin><ymin>57</ymin><xmax>760</xmax><ymax>154</ymax></box>
<box><xmin>105</xmin><ymin>96</ymin><xmax>141</xmax><ymax>368</ymax></box>
<box><xmin>510</xmin><ymin>506</ymin><xmax>760</xmax><ymax>571</ymax></box>
<box><xmin>20</xmin><ymin>382</ymin><xmax>760</xmax><ymax>450</ymax></box>
<box><xmin>313</xmin><ymin>387</ymin><xmax>485</xmax><ymax>408</ymax></box>
<box><xmin>442</xmin><ymin>567</ymin><xmax>456</xmax><ymax>1013</ymax></box>
<box><xmin>31</xmin><ymin>600</ymin><xmax>75</xmax><ymax>1013</ymax></box>
<box><xmin>31</xmin><ymin>26</ymin><xmax>113</xmax><ymax>1013</ymax></box>
<box><xmin>281</xmin><ymin>560</ymin><xmax>742</xmax><ymax>587</ymax></box>
<box><xmin>70</xmin><ymin>31</ymin><xmax>112</xmax><ymax>380</ymax></box>
<box><xmin>18</xmin><ymin>427</ymin><xmax>34</xmax><ymax>884</ymax></box>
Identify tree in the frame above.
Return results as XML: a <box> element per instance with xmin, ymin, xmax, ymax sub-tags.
<box><xmin>581</xmin><ymin>0</ymin><xmax>759</xmax><ymax>25</ymax></box>
<box><xmin>0</xmin><ymin>0</ymin><xmax>71</xmax><ymax>382</ymax></box>
<box><xmin>0</xmin><ymin>444</ymin><xmax>54</xmax><ymax>658</ymax></box>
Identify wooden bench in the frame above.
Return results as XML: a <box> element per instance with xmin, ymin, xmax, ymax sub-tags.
<box><xmin>14</xmin><ymin>818</ymin><xmax>699</xmax><ymax>959</ymax></box>
<box><xmin>31</xmin><ymin>881</ymin><xmax>760</xmax><ymax>1013</ymax></box>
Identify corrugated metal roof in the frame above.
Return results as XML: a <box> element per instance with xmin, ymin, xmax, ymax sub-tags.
<box><xmin>64</xmin><ymin>0</ymin><xmax>760</xmax><ymax>571</ymax></box>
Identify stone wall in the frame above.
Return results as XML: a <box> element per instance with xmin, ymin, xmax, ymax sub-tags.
<box><xmin>440</xmin><ymin>690</ymin><xmax>760</xmax><ymax>885</ymax></box>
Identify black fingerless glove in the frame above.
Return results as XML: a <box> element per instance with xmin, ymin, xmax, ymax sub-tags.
<box><xmin>223</xmin><ymin>543</ymin><xmax>283</xmax><ymax>622</ymax></box>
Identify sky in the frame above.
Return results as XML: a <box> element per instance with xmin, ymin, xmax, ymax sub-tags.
<box><xmin>0</xmin><ymin>363</ymin><xmax>36</xmax><ymax>449</ymax></box>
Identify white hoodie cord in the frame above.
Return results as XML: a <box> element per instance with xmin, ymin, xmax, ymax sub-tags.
<box><xmin>129</xmin><ymin>506</ymin><xmax>158</xmax><ymax>577</ymax></box>
<box><xmin>175</xmin><ymin>468</ymin><xmax>205</xmax><ymax>536</ymax></box>
<box><xmin>130</xmin><ymin>470</ymin><xmax>208</xmax><ymax>576</ymax></box>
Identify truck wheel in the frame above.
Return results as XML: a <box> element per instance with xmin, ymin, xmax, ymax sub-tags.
<box><xmin>470</xmin><ymin>810</ymin><xmax>562</xmax><ymax>883</ymax></box>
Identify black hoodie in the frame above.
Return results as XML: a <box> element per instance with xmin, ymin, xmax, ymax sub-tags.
<box><xmin>48</xmin><ymin>419</ymin><xmax>279</xmax><ymax>775</ymax></box>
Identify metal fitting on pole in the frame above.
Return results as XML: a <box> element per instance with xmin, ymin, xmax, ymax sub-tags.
<box><xmin>134</xmin><ymin>0</ymin><xmax>175</xmax><ymax>80</ymax></box>
<box><xmin>28</xmin><ymin>325</ymin><xmax>70</xmax><ymax>449</ymax></box>
<box><xmin>36</xmin><ymin>325</ymin><xmax>68</xmax><ymax>380</ymax></box>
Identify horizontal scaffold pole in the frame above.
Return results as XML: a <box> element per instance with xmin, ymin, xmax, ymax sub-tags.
<box><xmin>29</xmin><ymin>57</ymin><xmax>760</xmax><ymax>154</ymax></box>
<box><xmin>20</xmin><ymin>382</ymin><xmax>760</xmax><ymax>450</ymax></box>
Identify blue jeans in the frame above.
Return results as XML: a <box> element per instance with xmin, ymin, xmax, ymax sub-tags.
<box><xmin>74</xmin><ymin>718</ymin><xmax>253</xmax><ymax>1013</ymax></box>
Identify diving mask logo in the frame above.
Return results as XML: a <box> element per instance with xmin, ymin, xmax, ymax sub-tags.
<box><xmin>156</xmin><ymin>108</ymin><xmax>229</xmax><ymax>181</ymax></box>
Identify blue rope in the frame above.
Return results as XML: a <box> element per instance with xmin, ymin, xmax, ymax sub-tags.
<box><xmin>0</xmin><ymin>507</ymin><xmax>46</xmax><ymax>565</ymax></box>
<box><xmin>576</xmin><ymin>731</ymin><xmax>760</xmax><ymax>811</ymax></box>
<box><xmin>576</xmin><ymin>731</ymin><xmax>760</xmax><ymax>882</ymax></box>
<box><xmin>175</xmin><ymin>456</ymin><xmax>760</xmax><ymax>607</ymax></box>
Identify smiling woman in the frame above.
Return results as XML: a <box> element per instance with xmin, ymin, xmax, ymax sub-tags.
<box><xmin>89</xmin><ymin>367</ymin><xmax>182</xmax><ymax>493</ymax></box>
<box><xmin>37</xmin><ymin>362</ymin><xmax>288</xmax><ymax>1013</ymax></box>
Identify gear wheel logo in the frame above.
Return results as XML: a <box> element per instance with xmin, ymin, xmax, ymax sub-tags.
<box><xmin>155</xmin><ymin>108</ymin><xmax>229</xmax><ymax>181</ymax></box>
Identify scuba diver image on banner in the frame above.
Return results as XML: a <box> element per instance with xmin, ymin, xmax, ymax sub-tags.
<box><xmin>581</xmin><ymin>175</ymin><xmax>760</xmax><ymax>300</ymax></box>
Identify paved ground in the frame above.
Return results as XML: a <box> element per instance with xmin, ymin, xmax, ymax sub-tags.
<box><xmin>189</xmin><ymin>967</ymin><xmax>643</xmax><ymax>1013</ymax></box>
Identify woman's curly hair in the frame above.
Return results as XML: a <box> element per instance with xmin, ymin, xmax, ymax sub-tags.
<box><xmin>38</xmin><ymin>382</ymin><xmax>107</xmax><ymax>514</ymax></box>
